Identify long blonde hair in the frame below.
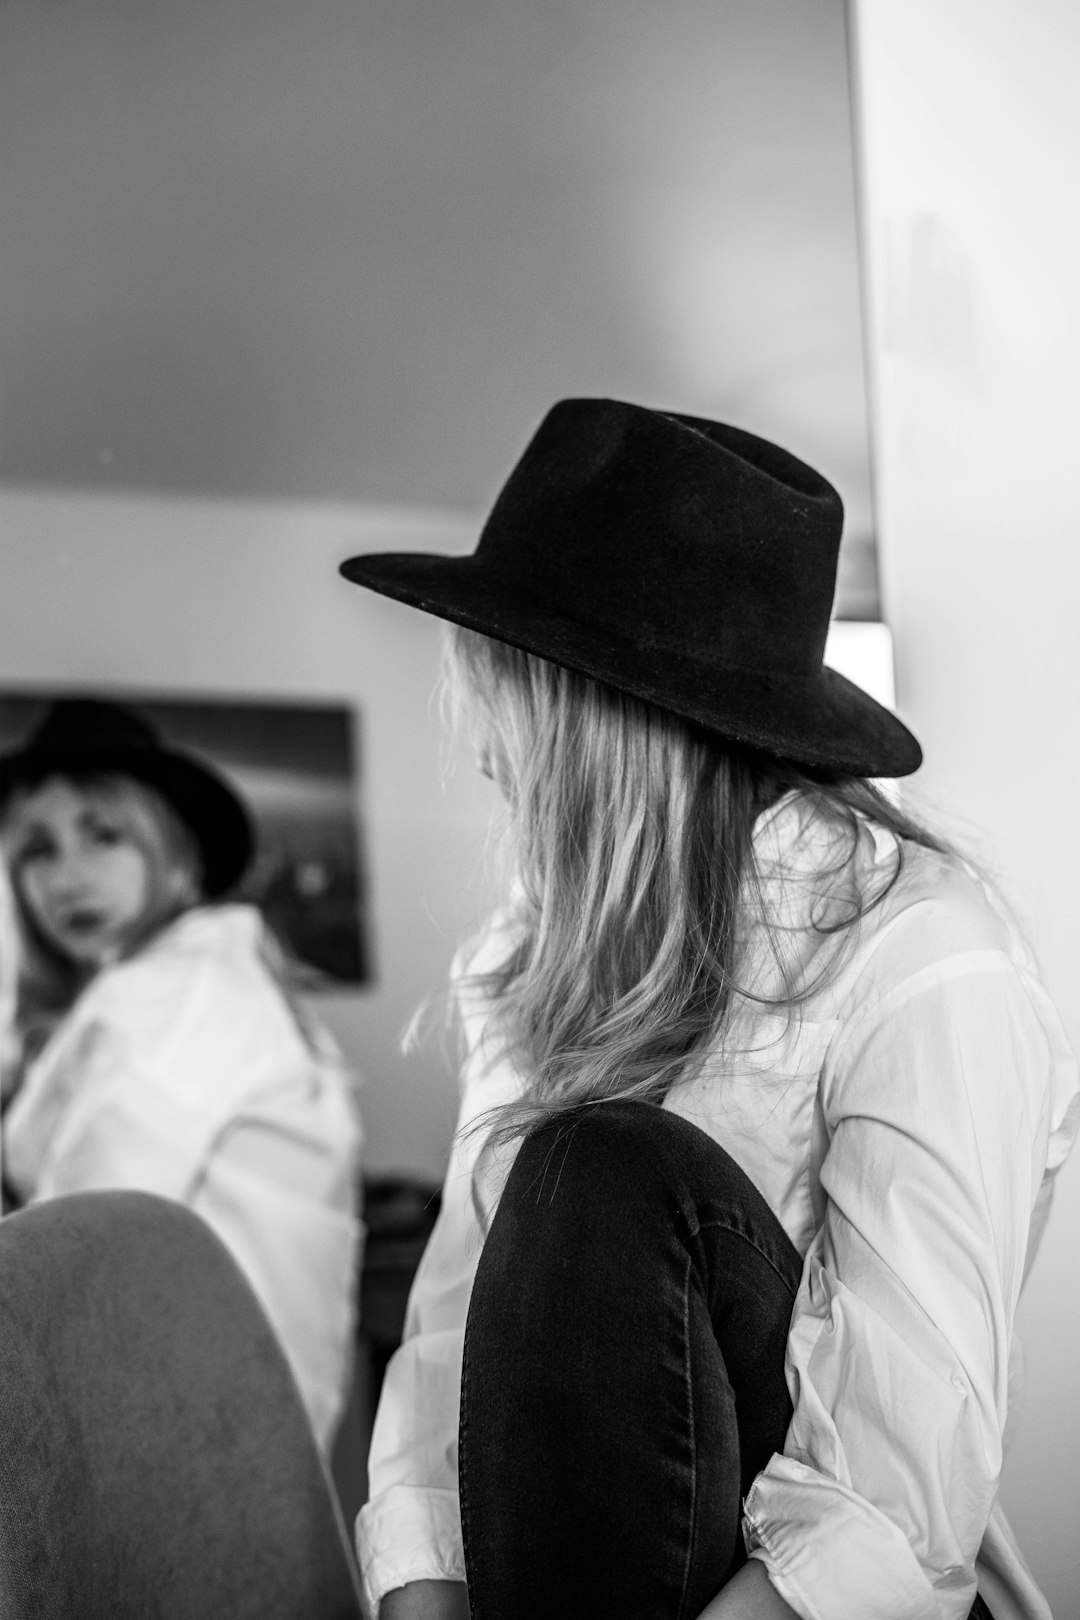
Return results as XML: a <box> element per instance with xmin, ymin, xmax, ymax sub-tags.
<box><xmin>447</xmin><ymin>626</ymin><xmax>945</xmax><ymax>1158</ymax></box>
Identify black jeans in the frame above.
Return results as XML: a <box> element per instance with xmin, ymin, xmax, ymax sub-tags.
<box><xmin>458</xmin><ymin>1100</ymin><xmax>995</xmax><ymax>1620</ymax></box>
<box><xmin>459</xmin><ymin>1100</ymin><xmax>800</xmax><ymax>1618</ymax></box>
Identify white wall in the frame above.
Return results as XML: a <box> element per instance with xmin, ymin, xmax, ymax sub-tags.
<box><xmin>0</xmin><ymin>487</ymin><xmax>508</xmax><ymax>1181</ymax></box>
<box><xmin>850</xmin><ymin>1</ymin><xmax>1080</xmax><ymax>1609</ymax></box>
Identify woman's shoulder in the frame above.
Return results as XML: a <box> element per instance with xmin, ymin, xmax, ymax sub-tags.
<box><xmin>832</xmin><ymin>818</ymin><xmax>1049</xmax><ymax>1023</ymax></box>
<box><xmin>143</xmin><ymin>900</ymin><xmax>267</xmax><ymax>958</ymax></box>
<box><xmin>869</xmin><ymin>829</ymin><xmax>1022</xmax><ymax>963</ymax></box>
<box><xmin>107</xmin><ymin>902</ymin><xmax>269</xmax><ymax>979</ymax></box>
<box><xmin>84</xmin><ymin>903</ymin><xmax>305</xmax><ymax>1052</ymax></box>
<box><xmin>756</xmin><ymin>795</ymin><xmax>1022</xmax><ymax>999</ymax></box>
<box><xmin>830</xmin><ymin>823</ymin><xmax>1079</xmax><ymax>1152</ymax></box>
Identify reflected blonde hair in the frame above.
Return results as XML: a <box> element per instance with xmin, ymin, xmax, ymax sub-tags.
<box><xmin>1</xmin><ymin>772</ymin><xmax>205</xmax><ymax>1084</ymax></box>
<box><xmin>446</xmin><ymin>626</ymin><xmax>945</xmax><ymax>1159</ymax></box>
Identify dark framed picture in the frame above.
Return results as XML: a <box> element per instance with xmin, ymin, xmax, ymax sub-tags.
<box><xmin>0</xmin><ymin>691</ymin><xmax>371</xmax><ymax>989</ymax></box>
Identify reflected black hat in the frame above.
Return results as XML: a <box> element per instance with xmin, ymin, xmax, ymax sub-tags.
<box><xmin>340</xmin><ymin>397</ymin><xmax>921</xmax><ymax>777</ymax></box>
<box><xmin>0</xmin><ymin>698</ymin><xmax>253</xmax><ymax>897</ymax></box>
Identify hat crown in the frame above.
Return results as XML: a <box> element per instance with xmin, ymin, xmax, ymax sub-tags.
<box><xmin>475</xmin><ymin>399</ymin><xmax>843</xmax><ymax>675</ymax></box>
<box><xmin>24</xmin><ymin>698</ymin><xmax>162</xmax><ymax>757</ymax></box>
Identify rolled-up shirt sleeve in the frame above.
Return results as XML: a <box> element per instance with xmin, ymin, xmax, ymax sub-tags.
<box><xmin>357</xmin><ymin>923</ymin><xmax>523</xmax><ymax>1615</ymax></box>
<box><xmin>744</xmin><ymin>949</ymin><xmax>1069</xmax><ymax>1620</ymax></box>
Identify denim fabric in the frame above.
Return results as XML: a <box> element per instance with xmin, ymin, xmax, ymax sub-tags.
<box><xmin>459</xmin><ymin>1100</ymin><xmax>995</xmax><ymax>1620</ymax></box>
<box><xmin>460</xmin><ymin>1101</ymin><xmax>800</xmax><ymax>1619</ymax></box>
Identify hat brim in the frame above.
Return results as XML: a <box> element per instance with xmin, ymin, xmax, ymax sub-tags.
<box><xmin>341</xmin><ymin>552</ymin><xmax>922</xmax><ymax>778</ymax></box>
<box><xmin>0</xmin><ymin>745</ymin><xmax>253</xmax><ymax>898</ymax></box>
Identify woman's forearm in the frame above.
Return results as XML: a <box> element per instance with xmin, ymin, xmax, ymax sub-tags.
<box><xmin>376</xmin><ymin>1566</ymin><xmax>793</xmax><ymax>1620</ymax></box>
<box><xmin>378</xmin><ymin>1579</ymin><xmax>470</xmax><ymax>1620</ymax></box>
<box><xmin>375</xmin><ymin>1561</ymin><xmax>795</xmax><ymax>1619</ymax></box>
<box><xmin>696</xmin><ymin>1559</ymin><xmax>799</xmax><ymax>1620</ymax></box>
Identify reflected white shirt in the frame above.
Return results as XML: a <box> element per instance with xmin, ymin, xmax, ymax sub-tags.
<box><xmin>3</xmin><ymin>903</ymin><xmax>364</xmax><ymax>1450</ymax></box>
<box><xmin>357</xmin><ymin>797</ymin><xmax>1079</xmax><ymax>1619</ymax></box>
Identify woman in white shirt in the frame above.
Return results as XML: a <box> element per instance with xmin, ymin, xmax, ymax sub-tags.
<box><xmin>339</xmin><ymin>398</ymin><xmax>1078</xmax><ymax>1619</ymax></box>
<box><xmin>0</xmin><ymin>697</ymin><xmax>364</xmax><ymax>1451</ymax></box>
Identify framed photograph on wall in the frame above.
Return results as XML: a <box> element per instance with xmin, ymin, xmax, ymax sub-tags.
<box><xmin>0</xmin><ymin>690</ymin><xmax>371</xmax><ymax>989</ymax></box>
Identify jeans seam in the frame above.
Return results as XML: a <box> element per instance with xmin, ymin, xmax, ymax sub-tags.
<box><xmin>677</xmin><ymin>1249</ymin><xmax>697</xmax><ymax>1620</ymax></box>
<box><xmin>693</xmin><ymin>1214</ymin><xmax>800</xmax><ymax>1302</ymax></box>
<box><xmin>459</xmin><ymin>1318</ymin><xmax>474</xmax><ymax>1618</ymax></box>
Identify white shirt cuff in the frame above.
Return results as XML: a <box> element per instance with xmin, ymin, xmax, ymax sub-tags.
<box><xmin>743</xmin><ymin>1456</ymin><xmax>959</xmax><ymax>1620</ymax></box>
<box><xmin>356</xmin><ymin>1485</ymin><xmax>466</xmax><ymax>1616</ymax></box>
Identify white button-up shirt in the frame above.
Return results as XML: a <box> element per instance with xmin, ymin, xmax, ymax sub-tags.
<box><xmin>357</xmin><ymin>796</ymin><xmax>1079</xmax><ymax>1619</ymax></box>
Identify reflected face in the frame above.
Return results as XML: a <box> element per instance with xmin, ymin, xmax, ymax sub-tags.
<box><xmin>5</xmin><ymin>777</ymin><xmax>152</xmax><ymax>967</ymax></box>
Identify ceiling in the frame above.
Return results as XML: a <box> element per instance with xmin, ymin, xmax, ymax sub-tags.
<box><xmin>0</xmin><ymin>0</ymin><xmax>878</xmax><ymax>613</ymax></box>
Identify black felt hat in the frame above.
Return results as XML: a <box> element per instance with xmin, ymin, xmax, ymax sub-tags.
<box><xmin>0</xmin><ymin>698</ymin><xmax>254</xmax><ymax>897</ymax></box>
<box><xmin>341</xmin><ymin>397</ymin><xmax>922</xmax><ymax>777</ymax></box>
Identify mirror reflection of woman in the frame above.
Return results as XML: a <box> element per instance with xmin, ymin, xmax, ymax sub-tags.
<box><xmin>0</xmin><ymin>698</ymin><xmax>364</xmax><ymax>1453</ymax></box>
